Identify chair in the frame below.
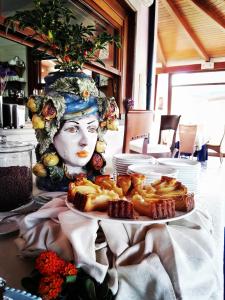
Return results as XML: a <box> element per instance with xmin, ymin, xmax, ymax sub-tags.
<box><xmin>178</xmin><ymin>124</ymin><xmax>197</xmax><ymax>158</ymax></box>
<box><xmin>158</xmin><ymin>115</ymin><xmax>181</xmax><ymax>152</ymax></box>
<box><xmin>122</xmin><ymin>110</ymin><xmax>154</xmax><ymax>153</ymax></box>
<box><xmin>127</xmin><ymin>113</ymin><xmax>180</xmax><ymax>158</ymax></box>
<box><xmin>207</xmin><ymin>126</ymin><xmax>225</xmax><ymax>163</ymax></box>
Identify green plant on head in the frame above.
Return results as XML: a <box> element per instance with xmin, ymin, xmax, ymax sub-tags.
<box><xmin>4</xmin><ymin>0</ymin><xmax>121</xmax><ymax>73</ymax></box>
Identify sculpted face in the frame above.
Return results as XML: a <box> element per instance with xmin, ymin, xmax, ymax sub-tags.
<box><xmin>53</xmin><ymin>115</ymin><xmax>99</xmax><ymax>170</ymax></box>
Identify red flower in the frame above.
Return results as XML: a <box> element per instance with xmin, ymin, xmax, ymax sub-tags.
<box><xmin>63</xmin><ymin>55</ymin><xmax>71</xmax><ymax>63</ymax></box>
<box><xmin>63</xmin><ymin>262</ymin><xmax>77</xmax><ymax>276</ymax></box>
<box><xmin>34</xmin><ymin>251</ymin><xmax>79</xmax><ymax>299</ymax></box>
<box><xmin>51</xmin><ymin>44</ymin><xmax>57</xmax><ymax>50</ymax></box>
<box><xmin>35</xmin><ymin>251</ymin><xmax>65</xmax><ymax>276</ymax></box>
<box><xmin>38</xmin><ymin>274</ymin><xmax>63</xmax><ymax>300</ymax></box>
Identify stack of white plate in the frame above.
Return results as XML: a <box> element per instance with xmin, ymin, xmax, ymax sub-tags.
<box><xmin>127</xmin><ymin>164</ymin><xmax>178</xmax><ymax>185</ymax></box>
<box><xmin>112</xmin><ymin>153</ymin><xmax>156</xmax><ymax>177</ymax></box>
<box><xmin>157</xmin><ymin>158</ymin><xmax>201</xmax><ymax>193</ymax></box>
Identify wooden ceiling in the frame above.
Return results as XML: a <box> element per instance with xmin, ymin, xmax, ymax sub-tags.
<box><xmin>157</xmin><ymin>0</ymin><xmax>225</xmax><ymax>68</ymax></box>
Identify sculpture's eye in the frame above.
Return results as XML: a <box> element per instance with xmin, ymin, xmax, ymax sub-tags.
<box><xmin>88</xmin><ymin>125</ymin><xmax>98</xmax><ymax>133</ymax></box>
<box><xmin>64</xmin><ymin>126</ymin><xmax>79</xmax><ymax>133</ymax></box>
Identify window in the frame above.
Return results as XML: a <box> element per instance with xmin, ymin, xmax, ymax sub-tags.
<box><xmin>171</xmin><ymin>71</ymin><xmax>225</xmax><ymax>143</ymax></box>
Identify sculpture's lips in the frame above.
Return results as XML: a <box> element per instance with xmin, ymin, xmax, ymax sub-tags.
<box><xmin>76</xmin><ymin>150</ymin><xmax>89</xmax><ymax>158</ymax></box>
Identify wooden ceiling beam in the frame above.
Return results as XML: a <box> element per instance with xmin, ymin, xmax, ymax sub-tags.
<box><xmin>157</xmin><ymin>32</ymin><xmax>166</xmax><ymax>67</ymax></box>
<box><xmin>156</xmin><ymin>61</ymin><xmax>225</xmax><ymax>74</ymax></box>
<box><xmin>190</xmin><ymin>0</ymin><xmax>225</xmax><ymax>32</ymax></box>
<box><xmin>161</xmin><ymin>0</ymin><xmax>209</xmax><ymax>61</ymax></box>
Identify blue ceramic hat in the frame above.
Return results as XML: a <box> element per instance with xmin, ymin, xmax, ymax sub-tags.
<box><xmin>46</xmin><ymin>72</ymin><xmax>100</xmax><ymax>120</ymax></box>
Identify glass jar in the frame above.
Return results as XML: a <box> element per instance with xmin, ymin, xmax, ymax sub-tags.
<box><xmin>0</xmin><ymin>135</ymin><xmax>34</xmax><ymax>211</ymax></box>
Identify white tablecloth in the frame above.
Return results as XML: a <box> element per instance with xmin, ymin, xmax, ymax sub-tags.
<box><xmin>14</xmin><ymin>196</ymin><xmax>222</xmax><ymax>300</ymax></box>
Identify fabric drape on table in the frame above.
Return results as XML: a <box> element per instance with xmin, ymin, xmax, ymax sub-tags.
<box><xmin>15</xmin><ymin>197</ymin><xmax>219</xmax><ymax>300</ymax></box>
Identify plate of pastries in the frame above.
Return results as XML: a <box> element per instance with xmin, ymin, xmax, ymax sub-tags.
<box><xmin>66</xmin><ymin>174</ymin><xmax>195</xmax><ymax>224</ymax></box>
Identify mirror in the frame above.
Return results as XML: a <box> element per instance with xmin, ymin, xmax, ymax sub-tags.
<box><xmin>0</xmin><ymin>36</ymin><xmax>29</xmax><ymax>128</ymax></box>
<box><xmin>0</xmin><ymin>36</ymin><xmax>28</xmax><ymax>100</ymax></box>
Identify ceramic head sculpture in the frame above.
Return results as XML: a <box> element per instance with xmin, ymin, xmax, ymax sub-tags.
<box><xmin>27</xmin><ymin>72</ymin><xmax>119</xmax><ymax>191</ymax></box>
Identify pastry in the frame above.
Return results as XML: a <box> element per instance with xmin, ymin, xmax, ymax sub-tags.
<box><xmin>152</xmin><ymin>176</ymin><xmax>187</xmax><ymax>196</ymax></box>
<box><xmin>67</xmin><ymin>178</ymin><xmax>101</xmax><ymax>202</ymax></box>
<box><xmin>116</xmin><ymin>175</ymin><xmax>132</xmax><ymax>195</ymax></box>
<box><xmin>95</xmin><ymin>175</ymin><xmax>123</xmax><ymax>197</ymax></box>
<box><xmin>116</xmin><ymin>173</ymin><xmax>146</xmax><ymax>195</ymax></box>
<box><xmin>108</xmin><ymin>199</ymin><xmax>135</xmax><ymax>219</ymax></box>
<box><xmin>132</xmin><ymin>194</ymin><xmax>176</xmax><ymax>219</ymax></box>
<box><xmin>130</xmin><ymin>173</ymin><xmax>146</xmax><ymax>188</ymax></box>
<box><xmin>150</xmin><ymin>176</ymin><xmax>192</xmax><ymax>212</ymax></box>
<box><xmin>173</xmin><ymin>193</ymin><xmax>195</xmax><ymax>212</ymax></box>
<box><xmin>68</xmin><ymin>178</ymin><xmax>120</xmax><ymax>212</ymax></box>
<box><xmin>67</xmin><ymin>174</ymin><xmax>194</xmax><ymax>219</ymax></box>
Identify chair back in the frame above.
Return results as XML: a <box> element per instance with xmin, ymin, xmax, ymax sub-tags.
<box><xmin>207</xmin><ymin>125</ymin><xmax>225</xmax><ymax>163</ymax></box>
<box><xmin>122</xmin><ymin>110</ymin><xmax>154</xmax><ymax>153</ymax></box>
<box><xmin>219</xmin><ymin>126</ymin><xmax>225</xmax><ymax>149</ymax></box>
<box><xmin>158</xmin><ymin>115</ymin><xmax>181</xmax><ymax>151</ymax></box>
<box><xmin>179</xmin><ymin>124</ymin><xmax>197</xmax><ymax>155</ymax></box>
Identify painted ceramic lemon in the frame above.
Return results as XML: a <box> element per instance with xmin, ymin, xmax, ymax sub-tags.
<box><xmin>33</xmin><ymin>163</ymin><xmax>47</xmax><ymax>177</ymax></box>
<box><xmin>95</xmin><ymin>140</ymin><xmax>106</xmax><ymax>153</ymax></box>
<box><xmin>32</xmin><ymin>114</ymin><xmax>45</xmax><ymax>129</ymax></box>
<box><xmin>106</xmin><ymin>119</ymin><xmax>119</xmax><ymax>130</ymax></box>
<box><xmin>42</xmin><ymin>153</ymin><xmax>60</xmax><ymax>167</ymax></box>
<box><xmin>27</xmin><ymin>97</ymin><xmax>37</xmax><ymax>112</ymax></box>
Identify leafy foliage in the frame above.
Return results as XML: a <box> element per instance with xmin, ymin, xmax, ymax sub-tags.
<box><xmin>48</xmin><ymin>165</ymin><xmax>64</xmax><ymax>183</ymax></box>
<box><xmin>22</xmin><ymin>268</ymin><xmax>114</xmax><ymax>300</ymax></box>
<box><xmin>4</xmin><ymin>0</ymin><xmax>120</xmax><ymax>72</ymax></box>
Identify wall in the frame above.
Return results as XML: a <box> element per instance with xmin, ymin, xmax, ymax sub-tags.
<box><xmin>125</xmin><ymin>0</ymin><xmax>150</xmax><ymax>109</ymax></box>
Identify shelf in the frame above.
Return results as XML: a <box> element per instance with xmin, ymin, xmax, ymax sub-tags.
<box><xmin>0</xmin><ymin>61</ymin><xmax>26</xmax><ymax>78</ymax></box>
<box><xmin>5</xmin><ymin>81</ymin><xmax>26</xmax><ymax>90</ymax></box>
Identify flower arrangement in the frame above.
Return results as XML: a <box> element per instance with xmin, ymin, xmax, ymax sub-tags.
<box><xmin>22</xmin><ymin>250</ymin><xmax>114</xmax><ymax>300</ymax></box>
<box><xmin>4</xmin><ymin>0</ymin><xmax>120</xmax><ymax>73</ymax></box>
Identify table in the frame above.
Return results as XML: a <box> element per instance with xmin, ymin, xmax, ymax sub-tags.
<box><xmin>0</xmin><ymin>191</ymin><xmax>224</xmax><ymax>300</ymax></box>
<box><xmin>0</xmin><ymin>185</ymin><xmax>224</xmax><ymax>300</ymax></box>
<box><xmin>0</xmin><ymin>235</ymin><xmax>34</xmax><ymax>290</ymax></box>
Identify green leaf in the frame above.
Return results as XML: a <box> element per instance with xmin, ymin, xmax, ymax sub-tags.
<box><xmin>48</xmin><ymin>165</ymin><xmax>64</xmax><ymax>183</ymax></box>
<box><xmin>66</xmin><ymin>275</ymin><xmax>76</xmax><ymax>283</ymax></box>
<box><xmin>95</xmin><ymin>58</ymin><xmax>106</xmax><ymax>67</ymax></box>
<box><xmin>85</xmin><ymin>278</ymin><xmax>97</xmax><ymax>300</ymax></box>
<box><xmin>4</xmin><ymin>0</ymin><xmax>120</xmax><ymax>72</ymax></box>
